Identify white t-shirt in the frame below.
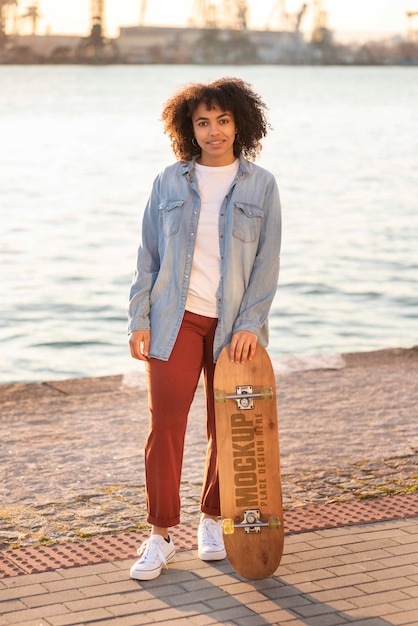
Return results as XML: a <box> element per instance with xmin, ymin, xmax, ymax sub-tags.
<box><xmin>186</xmin><ymin>159</ymin><xmax>239</xmax><ymax>318</ymax></box>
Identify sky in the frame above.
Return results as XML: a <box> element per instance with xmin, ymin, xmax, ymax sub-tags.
<box><xmin>14</xmin><ymin>0</ymin><xmax>418</xmax><ymax>41</ymax></box>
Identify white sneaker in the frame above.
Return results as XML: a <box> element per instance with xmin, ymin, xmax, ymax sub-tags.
<box><xmin>130</xmin><ymin>535</ymin><xmax>176</xmax><ymax>581</ymax></box>
<box><xmin>198</xmin><ymin>518</ymin><xmax>226</xmax><ymax>561</ymax></box>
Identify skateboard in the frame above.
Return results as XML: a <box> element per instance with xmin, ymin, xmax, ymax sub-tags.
<box><xmin>214</xmin><ymin>344</ymin><xmax>284</xmax><ymax>579</ymax></box>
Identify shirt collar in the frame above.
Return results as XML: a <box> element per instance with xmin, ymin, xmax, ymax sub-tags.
<box><xmin>181</xmin><ymin>154</ymin><xmax>251</xmax><ymax>178</ymax></box>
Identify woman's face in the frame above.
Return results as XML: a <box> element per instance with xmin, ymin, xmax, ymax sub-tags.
<box><xmin>192</xmin><ymin>102</ymin><xmax>237</xmax><ymax>167</ymax></box>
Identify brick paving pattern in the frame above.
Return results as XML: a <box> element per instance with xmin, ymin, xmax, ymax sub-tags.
<box><xmin>1</xmin><ymin>518</ymin><xmax>418</xmax><ymax>625</ymax></box>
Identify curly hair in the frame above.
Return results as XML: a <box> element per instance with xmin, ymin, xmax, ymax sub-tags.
<box><xmin>161</xmin><ymin>77</ymin><xmax>270</xmax><ymax>162</ymax></box>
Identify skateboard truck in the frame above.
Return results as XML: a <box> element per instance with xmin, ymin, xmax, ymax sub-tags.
<box><xmin>222</xmin><ymin>509</ymin><xmax>281</xmax><ymax>535</ymax></box>
<box><xmin>215</xmin><ymin>385</ymin><xmax>273</xmax><ymax>410</ymax></box>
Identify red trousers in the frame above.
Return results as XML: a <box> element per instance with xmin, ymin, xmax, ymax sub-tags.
<box><xmin>145</xmin><ymin>311</ymin><xmax>220</xmax><ymax>528</ymax></box>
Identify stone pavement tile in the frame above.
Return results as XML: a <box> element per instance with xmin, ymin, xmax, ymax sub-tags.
<box><xmin>240</xmin><ymin>611</ymin><xmax>299</xmax><ymax>625</ymax></box>
<box><xmin>19</xmin><ymin>588</ymin><xmax>86</xmax><ymax>609</ymax></box>
<box><xmin>4</xmin><ymin>572</ymin><xmax>64</xmax><ymax>585</ymax></box>
<box><xmin>407</xmin><ymin>579</ymin><xmax>418</xmax><ymax>591</ymax></box>
<box><xmin>393</xmin><ymin>598</ymin><xmax>418</xmax><ymax>612</ymax></box>
<box><xmin>365</xmin><ymin>553</ymin><xmax>418</xmax><ymax>569</ymax></box>
<box><xmin>49</xmin><ymin>608</ymin><xmax>114</xmax><ymax>625</ymax></box>
<box><xmin>344</xmin><ymin>604</ymin><xmax>403</xmax><ymax>619</ymax></box>
<box><xmin>0</xmin><ymin>582</ymin><xmax>47</xmax><ymax>601</ymax></box>
<box><xmin>390</xmin><ymin>603</ymin><xmax>418</xmax><ymax>625</ymax></box>
<box><xmin>1</xmin><ymin>603</ymin><xmax>71</xmax><ymax>626</ymax></box>
<box><xmin>0</xmin><ymin>599</ymin><xmax>27</xmax><ymax>615</ymax></box>
<box><xmin>336</xmin><ymin>549</ymin><xmax>397</xmax><ymax>565</ymax></box>
<box><xmin>276</xmin><ymin>568</ymin><xmax>338</xmax><ymax>586</ymax></box>
<box><xmin>386</xmin><ymin>542</ymin><xmax>418</xmax><ymax>556</ymax></box>
<box><xmin>56</xmin><ymin>562</ymin><xmax>120</xmax><ymax>578</ymax></box>
<box><xmin>368</xmin><ymin>564</ymin><xmax>418</xmax><ymax>581</ymax></box>
<box><xmin>357</xmin><ymin>576</ymin><xmax>415</xmax><ymax>595</ymax></box>
<box><xmin>93</xmin><ymin>617</ymin><xmax>150</xmax><ymax>626</ymax></box>
<box><xmin>41</xmin><ymin>573</ymin><xmax>108</xmax><ymax>593</ymax></box>
<box><xmin>348</xmin><ymin>590</ymin><xmax>413</xmax><ymax>609</ymax></box>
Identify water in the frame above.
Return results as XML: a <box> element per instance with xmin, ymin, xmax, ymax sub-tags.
<box><xmin>1</xmin><ymin>65</ymin><xmax>417</xmax><ymax>384</ymax></box>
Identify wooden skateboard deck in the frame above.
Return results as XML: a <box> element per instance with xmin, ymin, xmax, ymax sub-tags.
<box><xmin>214</xmin><ymin>344</ymin><xmax>284</xmax><ymax>579</ymax></box>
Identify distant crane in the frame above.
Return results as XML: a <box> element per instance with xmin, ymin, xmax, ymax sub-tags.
<box><xmin>90</xmin><ymin>0</ymin><xmax>104</xmax><ymax>39</ymax></box>
<box><xmin>0</xmin><ymin>0</ymin><xmax>19</xmax><ymax>45</ymax></box>
<box><xmin>191</xmin><ymin>0</ymin><xmax>248</xmax><ymax>30</ymax></box>
<box><xmin>232</xmin><ymin>0</ymin><xmax>248</xmax><ymax>29</ymax></box>
<box><xmin>294</xmin><ymin>3</ymin><xmax>307</xmax><ymax>33</ymax></box>
<box><xmin>191</xmin><ymin>0</ymin><xmax>220</xmax><ymax>28</ymax></box>
<box><xmin>311</xmin><ymin>0</ymin><xmax>329</xmax><ymax>44</ymax></box>
<box><xmin>406</xmin><ymin>10</ymin><xmax>418</xmax><ymax>40</ymax></box>
<box><xmin>77</xmin><ymin>0</ymin><xmax>118</xmax><ymax>62</ymax></box>
<box><xmin>265</xmin><ymin>0</ymin><xmax>288</xmax><ymax>30</ymax></box>
<box><xmin>265</xmin><ymin>1</ymin><xmax>307</xmax><ymax>33</ymax></box>
<box><xmin>21</xmin><ymin>1</ymin><xmax>41</xmax><ymax>35</ymax></box>
<box><xmin>139</xmin><ymin>0</ymin><xmax>147</xmax><ymax>25</ymax></box>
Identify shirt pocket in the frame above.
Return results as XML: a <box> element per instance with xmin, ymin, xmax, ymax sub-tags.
<box><xmin>159</xmin><ymin>200</ymin><xmax>185</xmax><ymax>237</ymax></box>
<box><xmin>232</xmin><ymin>202</ymin><xmax>263</xmax><ymax>243</ymax></box>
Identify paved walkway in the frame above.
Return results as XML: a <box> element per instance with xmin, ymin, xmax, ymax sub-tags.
<box><xmin>1</xmin><ymin>516</ymin><xmax>418</xmax><ymax>625</ymax></box>
<box><xmin>1</xmin><ymin>346</ymin><xmax>418</xmax><ymax>624</ymax></box>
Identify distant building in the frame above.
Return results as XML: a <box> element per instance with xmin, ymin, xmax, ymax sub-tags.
<box><xmin>117</xmin><ymin>24</ymin><xmax>309</xmax><ymax>64</ymax></box>
<box><xmin>1</xmin><ymin>34</ymin><xmax>80</xmax><ymax>62</ymax></box>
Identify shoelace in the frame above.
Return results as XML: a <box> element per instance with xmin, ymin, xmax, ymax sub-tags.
<box><xmin>136</xmin><ymin>537</ymin><xmax>168</xmax><ymax>568</ymax></box>
<box><xmin>201</xmin><ymin>522</ymin><xmax>221</xmax><ymax>547</ymax></box>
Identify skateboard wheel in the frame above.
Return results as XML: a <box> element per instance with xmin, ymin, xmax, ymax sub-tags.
<box><xmin>268</xmin><ymin>516</ymin><xmax>281</xmax><ymax>531</ymax></box>
<box><xmin>261</xmin><ymin>387</ymin><xmax>273</xmax><ymax>401</ymax></box>
<box><xmin>215</xmin><ymin>390</ymin><xmax>226</xmax><ymax>403</ymax></box>
<box><xmin>222</xmin><ymin>518</ymin><xmax>235</xmax><ymax>535</ymax></box>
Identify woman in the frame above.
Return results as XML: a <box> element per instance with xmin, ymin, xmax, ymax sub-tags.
<box><xmin>128</xmin><ymin>77</ymin><xmax>281</xmax><ymax>580</ymax></box>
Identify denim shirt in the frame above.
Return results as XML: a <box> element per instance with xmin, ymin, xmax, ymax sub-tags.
<box><xmin>128</xmin><ymin>155</ymin><xmax>281</xmax><ymax>362</ymax></box>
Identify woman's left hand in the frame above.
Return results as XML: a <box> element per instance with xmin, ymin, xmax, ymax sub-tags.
<box><xmin>229</xmin><ymin>331</ymin><xmax>258</xmax><ymax>364</ymax></box>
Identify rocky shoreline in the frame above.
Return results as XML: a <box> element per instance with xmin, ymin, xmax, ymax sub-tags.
<box><xmin>1</xmin><ymin>347</ymin><xmax>417</xmax><ymax>550</ymax></box>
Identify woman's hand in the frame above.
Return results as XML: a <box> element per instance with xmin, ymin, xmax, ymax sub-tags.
<box><xmin>229</xmin><ymin>330</ymin><xmax>258</xmax><ymax>364</ymax></box>
<box><xmin>129</xmin><ymin>329</ymin><xmax>151</xmax><ymax>361</ymax></box>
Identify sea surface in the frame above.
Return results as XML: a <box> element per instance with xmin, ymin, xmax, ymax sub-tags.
<box><xmin>1</xmin><ymin>65</ymin><xmax>417</xmax><ymax>384</ymax></box>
